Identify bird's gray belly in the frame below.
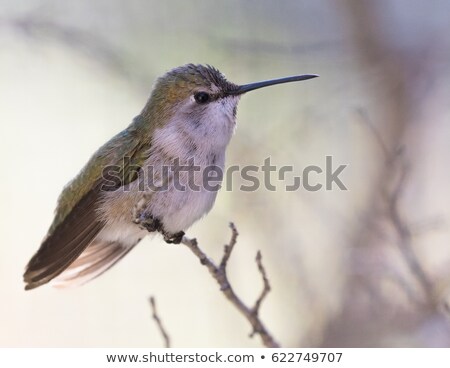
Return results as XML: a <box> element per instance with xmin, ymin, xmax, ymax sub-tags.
<box><xmin>148</xmin><ymin>186</ymin><xmax>218</xmax><ymax>234</ymax></box>
<box><xmin>98</xmin><ymin>168</ymin><xmax>221</xmax><ymax>237</ymax></box>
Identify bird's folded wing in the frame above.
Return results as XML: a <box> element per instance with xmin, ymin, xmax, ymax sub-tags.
<box><xmin>23</xmin><ymin>115</ymin><xmax>153</xmax><ymax>290</ymax></box>
<box><xmin>23</xmin><ymin>183</ymin><xmax>104</xmax><ymax>290</ymax></box>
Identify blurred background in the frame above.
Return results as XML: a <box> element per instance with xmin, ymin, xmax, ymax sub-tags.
<box><xmin>1</xmin><ymin>0</ymin><xmax>450</xmax><ymax>347</ymax></box>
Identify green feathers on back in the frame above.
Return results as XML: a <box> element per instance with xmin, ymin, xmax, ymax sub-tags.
<box><xmin>47</xmin><ymin>115</ymin><xmax>151</xmax><ymax>235</ymax></box>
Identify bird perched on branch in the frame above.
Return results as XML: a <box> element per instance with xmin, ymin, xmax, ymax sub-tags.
<box><xmin>23</xmin><ymin>64</ymin><xmax>317</xmax><ymax>290</ymax></box>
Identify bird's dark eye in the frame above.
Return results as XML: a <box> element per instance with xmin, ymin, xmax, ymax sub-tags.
<box><xmin>194</xmin><ymin>92</ymin><xmax>210</xmax><ymax>104</ymax></box>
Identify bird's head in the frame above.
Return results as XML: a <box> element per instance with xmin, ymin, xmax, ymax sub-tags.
<box><xmin>143</xmin><ymin>64</ymin><xmax>317</xmax><ymax>149</ymax></box>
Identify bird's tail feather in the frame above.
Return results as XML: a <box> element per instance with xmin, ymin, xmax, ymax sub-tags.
<box><xmin>50</xmin><ymin>240</ymin><xmax>136</xmax><ymax>288</ymax></box>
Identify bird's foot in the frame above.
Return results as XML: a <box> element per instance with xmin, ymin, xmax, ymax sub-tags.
<box><xmin>132</xmin><ymin>196</ymin><xmax>163</xmax><ymax>232</ymax></box>
<box><xmin>132</xmin><ymin>203</ymin><xmax>184</xmax><ymax>243</ymax></box>
<box><xmin>163</xmin><ymin>230</ymin><xmax>185</xmax><ymax>244</ymax></box>
<box><xmin>133</xmin><ymin>213</ymin><xmax>163</xmax><ymax>233</ymax></box>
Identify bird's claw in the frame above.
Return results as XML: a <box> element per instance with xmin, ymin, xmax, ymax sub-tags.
<box><xmin>163</xmin><ymin>231</ymin><xmax>185</xmax><ymax>244</ymax></box>
<box><xmin>132</xmin><ymin>205</ymin><xmax>184</xmax><ymax>243</ymax></box>
<box><xmin>134</xmin><ymin>213</ymin><xmax>163</xmax><ymax>233</ymax></box>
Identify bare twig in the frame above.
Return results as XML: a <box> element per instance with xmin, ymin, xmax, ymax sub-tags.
<box><xmin>252</xmin><ymin>251</ymin><xmax>271</xmax><ymax>317</ymax></box>
<box><xmin>385</xmin><ymin>160</ymin><xmax>435</xmax><ymax>301</ymax></box>
<box><xmin>249</xmin><ymin>251</ymin><xmax>272</xmax><ymax>337</ymax></box>
<box><xmin>355</xmin><ymin>108</ymin><xmax>390</xmax><ymax>159</ymax></box>
<box><xmin>149</xmin><ymin>296</ymin><xmax>171</xmax><ymax>348</ymax></box>
<box><xmin>358</xmin><ymin>108</ymin><xmax>435</xmax><ymax>303</ymax></box>
<box><xmin>0</xmin><ymin>13</ymin><xmax>151</xmax><ymax>92</ymax></box>
<box><xmin>181</xmin><ymin>222</ymin><xmax>280</xmax><ymax>348</ymax></box>
<box><xmin>358</xmin><ymin>109</ymin><xmax>435</xmax><ymax>305</ymax></box>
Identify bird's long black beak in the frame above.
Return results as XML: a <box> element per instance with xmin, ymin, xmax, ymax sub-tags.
<box><xmin>229</xmin><ymin>74</ymin><xmax>318</xmax><ymax>95</ymax></box>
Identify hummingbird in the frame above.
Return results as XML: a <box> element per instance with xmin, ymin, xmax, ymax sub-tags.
<box><xmin>23</xmin><ymin>64</ymin><xmax>317</xmax><ymax>290</ymax></box>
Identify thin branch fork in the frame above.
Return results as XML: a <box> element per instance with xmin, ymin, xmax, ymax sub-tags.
<box><xmin>149</xmin><ymin>296</ymin><xmax>171</xmax><ymax>348</ymax></box>
<box><xmin>385</xmin><ymin>160</ymin><xmax>435</xmax><ymax>301</ymax></box>
<box><xmin>358</xmin><ymin>108</ymin><xmax>436</xmax><ymax>306</ymax></box>
<box><xmin>181</xmin><ymin>222</ymin><xmax>280</xmax><ymax>348</ymax></box>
